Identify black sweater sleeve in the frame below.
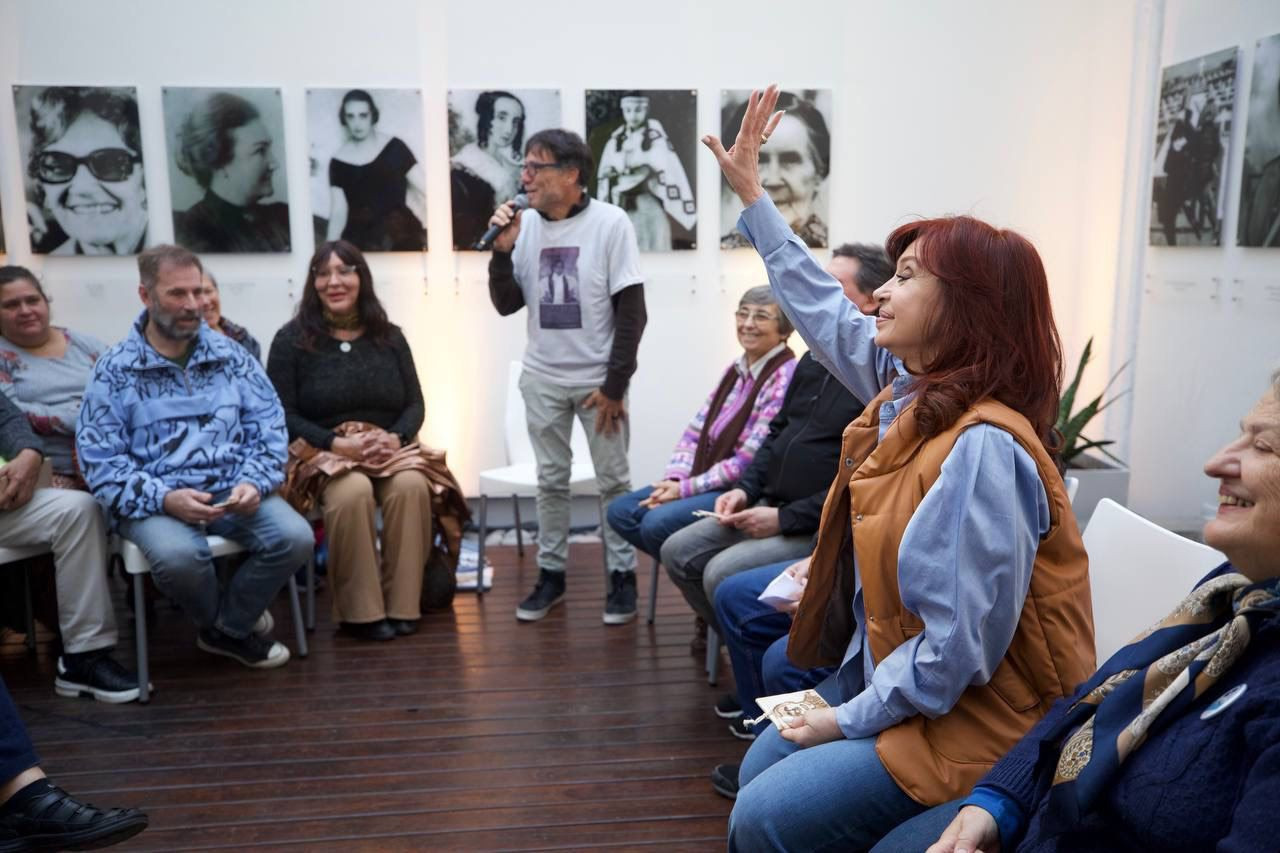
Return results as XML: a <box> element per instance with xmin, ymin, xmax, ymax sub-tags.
<box><xmin>777</xmin><ymin>490</ymin><xmax>829</xmax><ymax>536</ymax></box>
<box><xmin>0</xmin><ymin>392</ymin><xmax>43</xmax><ymax>459</ymax></box>
<box><xmin>266</xmin><ymin>325</ymin><xmax>337</xmax><ymax>451</ymax></box>
<box><xmin>488</xmin><ymin>250</ymin><xmax>525</xmax><ymax>316</ymax></box>
<box><xmin>602</xmin><ymin>283</ymin><xmax>646</xmax><ymax>401</ymax></box>
<box><xmin>387</xmin><ymin>330</ymin><xmax>425</xmax><ymax>443</ymax></box>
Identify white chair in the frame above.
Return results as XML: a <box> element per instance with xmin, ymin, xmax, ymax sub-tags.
<box><xmin>1082</xmin><ymin>498</ymin><xmax>1226</xmax><ymax>662</ymax></box>
<box><xmin>0</xmin><ymin>545</ymin><xmax>52</xmax><ymax>654</ymax></box>
<box><xmin>475</xmin><ymin>362</ymin><xmax>609</xmax><ymax>597</ymax></box>
<box><xmin>1064</xmin><ymin>475</ymin><xmax>1079</xmax><ymax>505</ymax></box>
<box><xmin>117</xmin><ymin>535</ymin><xmax>310</xmax><ymax>703</ymax></box>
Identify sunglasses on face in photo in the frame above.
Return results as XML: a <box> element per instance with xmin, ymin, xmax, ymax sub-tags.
<box><xmin>31</xmin><ymin>148</ymin><xmax>140</xmax><ymax>183</ymax></box>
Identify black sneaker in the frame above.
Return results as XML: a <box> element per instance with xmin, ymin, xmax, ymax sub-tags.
<box><xmin>603</xmin><ymin>571</ymin><xmax>638</xmax><ymax>625</ymax></box>
<box><xmin>0</xmin><ymin>783</ymin><xmax>148</xmax><ymax>851</ymax></box>
<box><xmin>515</xmin><ymin>570</ymin><xmax>566</xmax><ymax>621</ymax></box>
<box><xmin>714</xmin><ymin>692</ymin><xmax>743</xmax><ymax>719</ymax></box>
<box><xmin>54</xmin><ymin>651</ymin><xmax>141</xmax><ymax>704</ymax></box>
<box><xmin>197</xmin><ymin>628</ymin><xmax>290</xmax><ymax>669</ymax></box>
<box><xmin>710</xmin><ymin>763</ymin><xmax>739</xmax><ymax>800</ymax></box>
<box><xmin>728</xmin><ymin>716</ymin><xmax>758</xmax><ymax>741</ymax></box>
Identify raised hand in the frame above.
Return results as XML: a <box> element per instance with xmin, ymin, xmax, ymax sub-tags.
<box><xmin>701</xmin><ymin>84</ymin><xmax>785</xmax><ymax>207</ymax></box>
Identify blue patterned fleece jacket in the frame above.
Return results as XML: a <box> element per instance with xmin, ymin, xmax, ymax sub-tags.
<box><xmin>76</xmin><ymin>311</ymin><xmax>288</xmax><ymax>521</ymax></box>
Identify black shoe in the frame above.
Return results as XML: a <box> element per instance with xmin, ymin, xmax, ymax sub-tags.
<box><xmin>710</xmin><ymin>763</ymin><xmax>739</xmax><ymax>800</ymax></box>
<box><xmin>387</xmin><ymin>618</ymin><xmax>419</xmax><ymax>636</ymax></box>
<box><xmin>339</xmin><ymin>620</ymin><xmax>397</xmax><ymax>641</ymax></box>
<box><xmin>197</xmin><ymin>628</ymin><xmax>291</xmax><ymax>668</ymax></box>
<box><xmin>603</xmin><ymin>571</ymin><xmax>637</xmax><ymax>625</ymax></box>
<box><xmin>515</xmin><ymin>570</ymin><xmax>566</xmax><ymax>621</ymax></box>
<box><xmin>728</xmin><ymin>716</ymin><xmax>757</xmax><ymax>741</ymax></box>
<box><xmin>0</xmin><ymin>783</ymin><xmax>148</xmax><ymax>851</ymax></box>
<box><xmin>54</xmin><ymin>652</ymin><xmax>140</xmax><ymax>704</ymax></box>
<box><xmin>713</xmin><ymin>692</ymin><xmax>743</xmax><ymax>719</ymax></box>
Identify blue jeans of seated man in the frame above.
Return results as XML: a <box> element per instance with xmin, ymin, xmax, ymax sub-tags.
<box><xmin>869</xmin><ymin>799</ymin><xmax>966</xmax><ymax>852</ymax></box>
<box><xmin>605</xmin><ymin>485</ymin><xmax>721</xmax><ymax>559</ymax></box>
<box><xmin>118</xmin><ymin>495</ymin><xmax>313</xmax><ymax>639</ymax></box>
<box><xmin>714</xmin><ymin>561</ymin><xmax>832</xmax><ymax>732</ymax></box>
<box><xmin>0</xmin><ymin>676</ymin><xmax>38</xmax><ymax>784</ymax></box>
<box><xmin>730</xmin><ymin>672</ymin><xmax>926</xmax><ymax>852</ymax></box>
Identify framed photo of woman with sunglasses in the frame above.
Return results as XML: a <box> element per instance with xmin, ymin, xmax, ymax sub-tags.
<box><xmin>12</xmin><ymin>85</ymin><xmax>151</xmax><ymax>255</ymax></box>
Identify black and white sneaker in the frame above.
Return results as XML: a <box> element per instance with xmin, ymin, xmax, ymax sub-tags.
<box><xmin>714</xmin><ymin>692</ymin><xmax>743</xmax><ymax>719</ymax></box>
<box><xmin>728</xmin><ymin>716</ymin><xmax>758</xmax><ymax>741</ymax></box>
<box><xmin>603</xmin><ymin>571</ymin><xmax>638</xmax><ymax>625</ymax></box>
<box><xmin>197</xmin><ymin>628</ymin><xmax>290</xmax><ymax>669</ymax></box>
<box><xmin>54</xmin><ymin>652</ymin><xmax>141</xmax><ymax>704</ymax></box>
<box><xmin>515</xmin><ymin>570</ymin><xmax>566</xmax><ymax>621</ymax></box>
<box><xmin>710</xmin><ymin>763</ymin><xmax>739</xmax><ymax>800</ymax></box>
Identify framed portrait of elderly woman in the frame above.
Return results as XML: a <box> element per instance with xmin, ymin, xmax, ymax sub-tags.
<box><xmin>12</xmin><ymin>85</ymin><xmax>150</xmax><ymax>255</ymax></box>
<box><xmin>162</xmin><ymin>86</ymin><xmax>291</xmax><ymax>254</ymax></box>
<box><xmin>1238</xmin><ymin>33</ymin><xmax>1280</xmax><ymax>247</ymax></box>
<box><xmin>585</xmin><ymin>89</ymin><xmax>697</xmax><ymax>251</ymax></box>
<box><xmin>307</xmin><ymin>88</ymin><xmax>427</xmax><ymax>252</ymax></box>
<box><xmin>720</xmin><ymin>88</ymin><xmax>832</xmax><ymax>250</ymax></box>
<box><xmin>447</xmin><ymin>88</ymin><xmax>561</xmax><ymax>250</ymax></box>
<box><xmin>1149</xmin><ymin>47</ymin><xmax>1239</xmax><ymax>247</ymax></box>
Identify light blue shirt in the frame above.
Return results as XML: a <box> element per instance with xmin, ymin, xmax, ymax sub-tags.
<box><xmin>737</xmin><ymin>196</ymin><xmax>1050</xmax><ymax>740</ymax></box>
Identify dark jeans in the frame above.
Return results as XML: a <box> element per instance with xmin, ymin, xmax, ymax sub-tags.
<box><xmin>604</xmin><ymin>485</ymin><xmax>720</xmax><ymax>559</ymax></box>
<box><xmin>714</xmin><ymin>561</ymin><xmax>832</xmax><ymax>731</ymax></box>
<box><xmin>0</xmin><ymin>676</ymin><xmax>38</xmax><ymax>786</ymax></box>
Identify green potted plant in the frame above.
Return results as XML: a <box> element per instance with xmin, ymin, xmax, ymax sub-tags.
<box><xmin>1057</xmin><ymin>337</ymin><xmax>1130</xmax><ymax>526</ymax></box>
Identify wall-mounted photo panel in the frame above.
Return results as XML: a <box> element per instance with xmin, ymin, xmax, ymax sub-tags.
<box><xmin>1149</xmin><ymin>47</ymin><xmax>1239</xmax><ymax>246</ymax></box>
<box><xmin>585</xmin><ymin>89</ymin><xmax>697</xmax><ymax>251</ymax></box>
<box><xmin>307</xmin><ymin>88</ymin><xmax>427</xmax><ymax>252</ymax></box>
<box><xmin>162</xmin><ymin>86</ymin><xmax>290</xmax><ymax>254</ymax></box>
<box><xmin>12</xmin><ymin>85</ymin><xmax>150</xmax><ymax>255</ymax></box>
<box><xmin>1239</xmin><ymin>33</ymin><xmax>1280</xmax><ymax>247</ymax></box>
<box><xmin>0</xmin><ymin>195</ymin><xmax>5</xmax><ymax>254</ymax></box>
<box><xmin>447</xmin><ymin>88</ymin><xmax>561</xmax><ymax>250</ymax></box>
<box><xmin>720</xmin><ymin>89</ymin><xmax>831</xmax><ymax>249</ymax></box>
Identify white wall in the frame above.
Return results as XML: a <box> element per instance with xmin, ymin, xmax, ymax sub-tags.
<box><xmin>1124</xmin><ymin>0</ymin><xmax>1280</xmax><ymax>531</ymax></box>
<box><xmin>0</xmin><ymin>0</ymin><xmax>1143</xmax><ymax>495</ymax></box>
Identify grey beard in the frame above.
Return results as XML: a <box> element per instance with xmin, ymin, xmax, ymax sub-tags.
<box><xmin>151</xmin><ymin>311</ymin><xmax>199</xmax><ymax>341</ymax></box>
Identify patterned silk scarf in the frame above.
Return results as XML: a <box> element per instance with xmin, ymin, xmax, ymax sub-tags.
<box><xmin>1042</xmin><ymin>570</ymin><xmax>1280</xmax><ymax>833</ymax></box>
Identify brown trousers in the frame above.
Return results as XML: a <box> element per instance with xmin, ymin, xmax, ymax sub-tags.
<box><xmin>323</xmin><ymin>469</ymin><xmax>433</xmax><ymax>623</ymax></box>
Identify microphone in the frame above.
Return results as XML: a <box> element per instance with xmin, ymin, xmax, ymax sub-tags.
<box><xmin>474</xmin><ymin>193</ymin><xmax>529</xmax><ymax>251</ymax></box>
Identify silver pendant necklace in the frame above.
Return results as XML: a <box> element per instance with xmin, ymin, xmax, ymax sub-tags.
<box><xmin>339</xmin><ymin>341</ymin><xmax>352</xmax><ymax>353</ymax></box>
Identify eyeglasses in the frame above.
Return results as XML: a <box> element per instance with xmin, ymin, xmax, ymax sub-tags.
<box><xmin>313</xmin><ymin>264</ymin><xmax>360</xmax><ymax>282</ymax></box>
<box><xmin>735</xmin><ymin>308</ymin><xmax>778</xmax><ymax>324</ymax></box>
<box><xmin>520</xmin><ymin>160</ymin><xmax>563</xmax><ymax>176</ymax></box>
<box><xmin>31</xmin><ymin>149</ymin><xmax>140</xmax><ymax>183</ymax></box>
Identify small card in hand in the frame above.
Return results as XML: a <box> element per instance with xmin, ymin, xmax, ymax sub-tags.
<box><xmin>744</xmin><ymin>689</ymin><xmax>831</xmax><ymax>731</ymax></box>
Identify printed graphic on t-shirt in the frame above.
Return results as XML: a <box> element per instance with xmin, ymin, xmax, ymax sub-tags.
<box><xmin>538</xmin><ymin>246</ymin><xmax>582</xmax><ymax>329</ymax></box>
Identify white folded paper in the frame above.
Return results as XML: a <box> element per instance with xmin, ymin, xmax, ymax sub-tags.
<box><xmin>756</xmin><ymin>568</ymin><xmax>806</xmax><ymax>610</ymax></box>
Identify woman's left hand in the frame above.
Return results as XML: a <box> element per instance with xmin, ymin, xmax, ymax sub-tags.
<box><xmin>702</xmin><ymin>84</ymin><xmax>785</xmax><ymax>208</ymax></box>
<box><xmin>639</xmin><ymin>480</ymin><xmax>681</xmax><ymax>508</ymax></box>
<box><xmin>363</xmin><ymin>430</ymin><xmax>401</xmax><ymax>466</ymax></box>
<box><xmin>779</xmin><ymin>707</ymin><xmax>842</xmax><ymax>748</ymax></box>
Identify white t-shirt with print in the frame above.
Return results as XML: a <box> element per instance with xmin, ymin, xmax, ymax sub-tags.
<box><xmin>512</xmin><ymin>198</ymin><xmax>643</xmax><ymax>386</ymax></box>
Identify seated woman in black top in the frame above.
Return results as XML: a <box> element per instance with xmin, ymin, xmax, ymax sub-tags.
<box><xmin>267</xmin><ymin>241</ymin><xmax>432</xmax><ymax>641</ymax></box>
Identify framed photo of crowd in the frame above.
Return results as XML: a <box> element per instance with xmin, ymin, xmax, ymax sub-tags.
<box><xmin>585</xmin><ymin>89</ymin><xmax>698</xmax><ymax>251</ymax></box>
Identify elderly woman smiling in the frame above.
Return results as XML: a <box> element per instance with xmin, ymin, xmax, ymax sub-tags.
<box><xmin>864</xmin><ymin>369</ymin><xmax>1280</xmax><ymax>853</ymax></box>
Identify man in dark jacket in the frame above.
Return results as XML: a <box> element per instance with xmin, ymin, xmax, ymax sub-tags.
<box><xmin>659</xmin><ymin>243</ymin><xmax>888</xmax><ymax>635</ymax></box>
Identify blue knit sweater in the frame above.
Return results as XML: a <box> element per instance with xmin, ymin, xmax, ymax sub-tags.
<box><xmin>974</xmin><ymin>562</ymin><xmax>1279</xmax><ymax>852</ymax></box>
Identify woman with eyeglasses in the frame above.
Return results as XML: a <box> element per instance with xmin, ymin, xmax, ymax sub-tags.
<box><xmin>267</xmin><ymin>241</ymin><xmax>439</xmax><ymax>642</ymax></box>
<box><xmin>606</xmin><ymin>286</ymin><xmax>796</xmax><ymax>580</ymax></box>
<box><xmin>25</xmin><ymin>86</ymin><xmax>147</xmax><ymax>256</ymax></box>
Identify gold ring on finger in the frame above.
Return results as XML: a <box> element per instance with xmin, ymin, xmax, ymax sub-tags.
<box><xmin>759</xmin><ymin>134</ymin><xmax>769</xmax><ymax>145</ymax></box>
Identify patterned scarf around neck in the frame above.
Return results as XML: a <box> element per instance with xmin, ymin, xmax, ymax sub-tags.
<box><xmin>1042</xmin><ymin>569</ymin><xmax>1280</xmax><ymax>833</ymax></box>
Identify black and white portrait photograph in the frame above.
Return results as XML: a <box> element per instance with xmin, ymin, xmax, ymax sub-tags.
<box><xmin>12</xmin><ymin>85</ymin><xmax>149</xmax><ymax>255</ymax></box>
<box><xmin>1149</xmin><ymin>47</ymin><xmax>1239</xmax><ymax>247</ymax></box>
<box><xmin>447</xmin><ymin>88</ymin><xmax>561</xmax><ymax>250</ymax></box>
<box><xmin>586</xmin><ymin>90</ymin><xmax>697</xmax><ymax>251</ymax></box>
<box><xmin>307</xmin><ymin>88</ymin><xmax>427</xmax><ymax>252</ymax></box>
<box><xmin>163</xmin><ymin>86</ymin><xmax>291</xmax><ymax>254</ymax></box>
<box><xmin>1238</xmin><ymin>33</ymin><xmax>1280</xmax><ymax>247</ymax></box>
<box><xmin>720</xmin><ymin>88</ymin><xmax>831</xmax><ymax>249</ymax></box>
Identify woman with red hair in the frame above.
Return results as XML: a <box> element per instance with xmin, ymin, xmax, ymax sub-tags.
<box><xmin>701</xmin><ymin>86</ymin><xmax>1095</xmax><ymax>850</ymax></box>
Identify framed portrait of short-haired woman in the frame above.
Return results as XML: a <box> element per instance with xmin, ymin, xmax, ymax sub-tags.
<box><xmin>162</xmin><ymin>86</ymin><xmax>291</xmax><ymax>254</ymax></box>
<box><xmin>585</xmin><ymin>89</ymin><xmax>697</xmax><ymax>251</ymax></box>
<box><xmin>1238</xmin><ymin>33</ymin><xmax>1280</xmax><ymax>248</ymax></box>
<box><xmin>12</xmin><ymin>84</ymin><xmax>150</xmax><ymax>255</ymax></box>
<box><xmin>720</xmin><ymin>88</ymin><xmax>832</xmax><ymax>250</ymax></box>
<box><xmin>447</xmin><ymin>88</ymin><xmax>561</xmax><ymax>250</ymax></box>
<box><xmin>307</xmin><ymin>88</ymin><xmax>427</xmax><ymax>252</ymax></box>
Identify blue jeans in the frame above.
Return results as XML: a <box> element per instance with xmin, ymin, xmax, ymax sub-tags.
<box><xmin>0</xmin><ymin>676</ymin><xmax>38</xmax><ymax>784</ymax></box>
<box><xmin>119</xmin><ymin>495</ymin><xmax>313</xmax><ymax>638</ymax></box>
<box><xmin>730</xmin><ymin>674</ymin><xmax>926</xmax><ymax>852</ymax></box>
<box><xmin>605</xmin><ymin>485</ymin><xmax>721</xmax><ymax>559</ymax></box>
<box><xmin>869</xmin><ymin>799</ymin><xmax>965</xmax><ymax>852</ymax></box>
<box><xmin>714</xmin><ymin>561</ymin><xmax>832</xmax><ymax>730</ymax></box>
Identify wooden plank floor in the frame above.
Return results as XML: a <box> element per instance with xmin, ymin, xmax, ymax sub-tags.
<box><xmin>1</xmin><ymin>544</ymin><xmax>744</xmax><ymax>851</ymax></box>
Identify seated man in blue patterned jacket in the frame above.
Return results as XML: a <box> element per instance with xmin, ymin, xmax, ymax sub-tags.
<box><xmin>76</xmin><ymin>245</ymin><xmax>313</xmax><ymax>669</ymax></box>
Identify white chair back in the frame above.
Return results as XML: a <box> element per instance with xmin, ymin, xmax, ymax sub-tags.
<box><xmin>1064</xmin><ymin>475</ymin><xmax>1079</xmax><ymax>504</ymax></box>
<box><xmin>1083</xmin><ymin>498</ymin><xmax>1227</xmax><ymax>662</ymax></box>
<box><xmin>503</xmin><ymin>361</ymin><xmax>592</xmax><ymax>466</ymax></box>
